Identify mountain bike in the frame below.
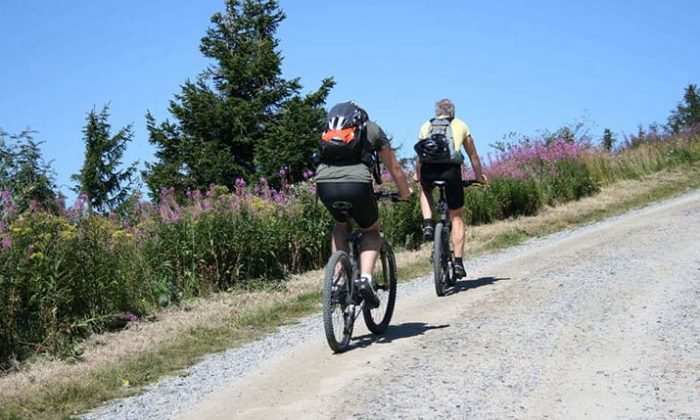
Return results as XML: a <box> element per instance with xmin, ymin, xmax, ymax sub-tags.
<box><xmin>432</xmin><ymin>179</ymin><xmax>481</xmax><ymax>296</ymax></box>
<box><xmin>322</xmin><ymin>192</ymin><xmax>399</xmax><ymax>353</ymax></box>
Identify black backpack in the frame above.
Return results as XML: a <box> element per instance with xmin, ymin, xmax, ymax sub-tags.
<box><xmin>414</xmin><ymin>118</ymin><xmax>461</xmax><ymax>164</ymax></box>
<box><xmin>319</xmin><ymin>102</ymin><xmax>371</xmax><ymax>166</ymax></box>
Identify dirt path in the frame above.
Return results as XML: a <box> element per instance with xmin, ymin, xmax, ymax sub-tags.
<box><xmin>169</xmin><ymin>192</ymin><xmax>700</xmax><ymax>419</ymax></box>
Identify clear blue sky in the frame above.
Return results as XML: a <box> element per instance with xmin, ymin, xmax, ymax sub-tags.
<box><xmin>1</xmin><ymin>0</ymin><xmax>699</xmax><ymax>199</ymax></box>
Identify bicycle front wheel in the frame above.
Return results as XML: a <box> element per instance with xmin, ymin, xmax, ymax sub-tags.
<box><xmin>433</xmin><ymin>222</ymin><xmax>448</xmax><ymax>296</ymax></box>
<box><xmin>363</xmin><ymin>241</ymin><xmax>397</xmax><ymax>334</ymax></box>
<box><xmin>322</xmin><ymin>250</ymin><xmax>354</xmax><ymax>353</ymax></box>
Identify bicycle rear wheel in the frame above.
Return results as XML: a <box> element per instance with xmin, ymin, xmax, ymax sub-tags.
<box><xmin>363</xmin><ymin>241</ymin><xmax>397</xmax><ymax>334</ymax></box>
<box><xmin>433</xmin><ymin>222</ymin><xmax>448</xmax><ymax>296</ymax></box>
<box><xmin>322</xmin><ymin>251</ymin><xmax>354</xmax><ymax>352</ymax></box>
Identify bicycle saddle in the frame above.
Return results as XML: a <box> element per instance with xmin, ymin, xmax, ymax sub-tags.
<box><xmin>432</xmin><ymin>180</ymin><xmax>448</xmax><ymax>187</ymax></box>
<box><xmin>331</xmin><ymin>201</ymin><xmax>353</xmax><ymax>211</ymax></box>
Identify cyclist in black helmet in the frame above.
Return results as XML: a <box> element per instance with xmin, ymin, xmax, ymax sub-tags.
<box><xmin>414</xmin><ymin>99</ymin><xmax>488</xmax><ymax>279</ymax></box>
<box><xmin>316</xmin><ymin>101</ymin><xmax>412</xmax><ymax>307</ymax></box>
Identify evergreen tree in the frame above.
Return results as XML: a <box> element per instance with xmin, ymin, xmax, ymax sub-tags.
<box><xmin>254</xmin><ymin>79</ymin><xmax>334</xmax><ymax>184</ymax></box>
<box><xmin>71</xmin><ymin>105</ymin><xmax>137</xmax><ymax>213</ymax></box>
<box><xmin>143</xmin><ymin>0</ymin><xmax>333</xmax><ymax>198</ymax></box>
<box><xmin>602</xmin><ymin>128</ymin><xmax>615</xmax><ymax>152</ymax></box>
<box><xmin>667</xmin><ymin>83</ymin><xmax>700</xmax><ymax>133</ymax></box>
<box><xmin>10</xmin><ymin>131</ymin><xmax>57</xmax><ymax>212</ymax></box>
<box><xmin>0</xmin><ymin>129</ymin><xmax>15</xmax><ymax>189</ymax></box>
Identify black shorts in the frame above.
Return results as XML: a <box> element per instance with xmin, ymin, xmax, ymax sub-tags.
<box><xmin>317</xmin><ymin>182</ymin><xmax>379</xmax><ymax>228</ymax></box>
<box><xmin>420</xmin><ymin>164</ymin><xmax>464</xmax><ymax>210</ymax></box>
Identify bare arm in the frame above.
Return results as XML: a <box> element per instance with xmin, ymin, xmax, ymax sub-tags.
<box><xmin>378</xmin><ymin>147</ymin><xmax>412</xmax><ymax>199</ymax></box>
<box><xmin>463</xmin><ymin>134</ymin><xmax>488</xmax><ymax>183</ymax></box>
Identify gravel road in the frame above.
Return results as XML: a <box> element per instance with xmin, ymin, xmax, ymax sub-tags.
<box><xmin>84</xmin><ymin>190</ymin><xmax>700</xmax><ymax>419</ymax></box>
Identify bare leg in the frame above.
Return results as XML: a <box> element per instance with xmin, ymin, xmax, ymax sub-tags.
<box><xmin>449</xmin><ymin>208</ymin><xmax>465</xmax><ymax>258</ymax></box>
<box><xmin>419</xmin><ymin>186</ymin><xmax>434</xmax><ymax>220</ymax></box>
<box><xmin>358</xmin><ymin>221</ymin><xmax>381</xmax><ymax>277</ymax></box>
<box><xmin>331</xmin><ymin>222</ymin><xmax>350</xmax><ymax>253</ymax></box>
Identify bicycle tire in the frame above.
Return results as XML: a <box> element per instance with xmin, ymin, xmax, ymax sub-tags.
<box><xmin>445</xmin><ymin>227</ymin><xmax>456</xmax><ymax>287</ymax></box>
<box><xmin>362</xmin><ymin>242</ymin><xmax>397</xmax><ymax>334</ymax></box>
<box><xmin>433</xmin><ymin>222</ymin><xmax>447</xmax><ymax>296</ymax></box>
<box><xmin>322</xmin><ymin>250</ymin><xmax>354</xmax><ymax>353</ymax></box>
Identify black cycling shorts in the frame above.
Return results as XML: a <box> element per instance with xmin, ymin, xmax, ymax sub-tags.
<box><xmin>317</xmin><ymin>182</ymin><xmax>379</xmax><ymax>228</ymax></box>
<box><xmin>420</xmin><ymin>163</ymin><xmax>464</xmax><ymax>210</ymax></box>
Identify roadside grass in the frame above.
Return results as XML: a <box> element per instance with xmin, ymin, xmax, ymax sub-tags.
<box><xmin>2</xmin><ymin>165</ymin><xmax>700</xmax><ymax>419</ymax></box>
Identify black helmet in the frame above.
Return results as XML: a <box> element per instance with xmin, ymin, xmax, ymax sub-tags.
<box><xmin>327</xmin><ymin>101</ymin><xmax>368</xmax><ymax>130</ymax></box>
<box><xmin>414</xmin><ymin>136</ymin><xmax>450</xmax><ymax>161</ymax></box>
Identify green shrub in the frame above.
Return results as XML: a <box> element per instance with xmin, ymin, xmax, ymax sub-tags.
<box><xmin>378</xmin><ymin>194</ymin><xmax>423</xmax><ymax>250</ymax></box>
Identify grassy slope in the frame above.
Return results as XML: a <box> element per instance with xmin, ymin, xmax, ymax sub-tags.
<box><xmin>2</xmin><ymin>165</ymin><xmax>700</xmax><ymax>419</ymax></box>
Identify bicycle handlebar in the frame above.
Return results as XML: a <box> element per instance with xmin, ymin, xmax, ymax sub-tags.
<box><xmin>374</xmin><ymin>191</ymin><xmax>410</xmax><ymax>202</ymax></box>
<box><xmin>462</xmin><ymin>179</ymin><xmax>484</xmax><ymax>188</ymax></box>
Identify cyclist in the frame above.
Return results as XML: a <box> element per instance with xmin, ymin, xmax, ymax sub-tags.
<box><xmin>414</xmin><ymin>98</ymin><xmax>488</xmax><ymax>279</ymax></box>
<box><xmin>316</xmin><ymin>101</ymin><xmax>412</xmax><ymax>308</ymax></box>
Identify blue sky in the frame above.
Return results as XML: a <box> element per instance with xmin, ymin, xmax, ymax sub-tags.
<box><xmin>1</xmin><ymin>0</ymin><xmax>699</xmax><ymax>199</ymax></box>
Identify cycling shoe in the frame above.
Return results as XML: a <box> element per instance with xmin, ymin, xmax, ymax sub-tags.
<box><xmin>356</xmin><ymin>277</ymin><xmax>380</xmax><ymax>309</ymax></box>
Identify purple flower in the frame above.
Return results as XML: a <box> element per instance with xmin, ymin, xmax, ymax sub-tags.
<box><xmin>125</xmin><ymin>313</ymin><xmax>139</xmax><ymax>322</ymax></box>
<box><xmin>7</xmin><ymin>203</ymin><xmax>18</xmax><ymax>215</ymax></box>
<box><xmin>279</xmin><ymin>167</ymin><xmax>287</xmax><ymax>178</ymax></box>
<box><xmin>55</xmin><ymin>195</ymin><xmax>67</xmax><ymax>214</ymax></box>
<box><xmin>302</xmin><ymin>169</ymin><xmax>313</xmax><ymax>180</ymax></box>
<box><xmin>229</xmin><ymin>194</ymin><xmax>241</xmax><ymax>210</ymax></box>
<box><xmin>1</xmin><ymin>190</ymin><xmax>12</xmax><ymax>205</ymax></box>
<box><xmin>235</xmin><ymin>178</ymin><xmax>247</xmax><ymax>188</ymax></box>
<box><xmin>1</xmin><ymin>236</ymin><xmax>11</xmax><ymax>249</ymax></box>
<box><xmin>73</xmin><ymin>194</ymin><xmax>88</xmax><ymax>216</ymax></box>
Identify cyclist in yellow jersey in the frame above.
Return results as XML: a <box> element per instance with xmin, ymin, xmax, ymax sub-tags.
<box><xmin>414</xmin><ymin>99</ymin><xmax>488</xmax><ymax>278</ymax></box>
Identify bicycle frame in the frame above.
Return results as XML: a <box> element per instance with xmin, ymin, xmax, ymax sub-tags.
<box><xmin>430</xmin><ymin>179</ymin><xmax>481</xmax><ymax>295</ymax></box>
<box><xmin>436</xmin><ymin>183</ymin><xmax>452</xmax><ymax>243</ymax></box>
<box><xmin>434</xmin><ymin>181</ymin><xmax>454</xmax><ymax>282</ymax></box>
<box><xmin>322</xmin><ymin>191</ymin><xmax>401</xmax><ymax>352</ymax></box>
<box><xmin>331</xmin><ymin>193</ymin><xmax>398</xmax><ymax>320</ymax></box>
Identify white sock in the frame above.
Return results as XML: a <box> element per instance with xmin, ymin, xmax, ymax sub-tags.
<box><xmin>361</xmin><ymin>274</ymin><xmax>373</xmax><ymax>283</ymax></box>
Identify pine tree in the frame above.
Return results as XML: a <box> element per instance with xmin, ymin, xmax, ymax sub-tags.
<box><xmin>602</xmin><ymin>128</ymin><xmax>615</xmax><ymax>152</ymax></box>
<box><xmin>0</xmin><ymin>129</ymin><xmax>15</xmax><ymax>189</ymax></box>
<box><xmin>254</xmin><ymin>79</ymin><xmax>334</xmax><ymax>184</ymax></box>
<box><xmin>72</xmin><ymin>105</ymin><xmax>137</xmax><ymax>213</ymax></box>
<box><xmin>667</xmin><ymin>83</ymin><xmax>700</xmax><ymax>133</ymax></box>
<box><xmin>143</xmin><ymin>0</ymin><xmax>333</xmax><ymax>197</ymax></box>
<box><xmin>10</xmin><ymin>131</ymin><xmax>57</xmax><ymax>212</ymax></box>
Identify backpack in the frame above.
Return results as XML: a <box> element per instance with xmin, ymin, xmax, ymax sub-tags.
<box><xmin>319</xmin><ymin>102</ymin><xmax>372</xmax><ymax>167</ymax></box>
<box><xmin>414</xmin><ymin>118</ymin><xmax>463</xmax><ymax>164</ymax></box>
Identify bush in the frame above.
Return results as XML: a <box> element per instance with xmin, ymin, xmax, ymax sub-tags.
<box><xmin>0</xmin><ymin>213</ymin><xmax>156</xmax><ymax>364</ymax></box>
<box><xmin>378</xmin><ymin>194</ymin><xmax>423</xmax><ymax>250</ymax></box>
<box><xmin>544</xmin><ymin>159</ymin><xmax>600</xmax><ymax>204</ymax></box>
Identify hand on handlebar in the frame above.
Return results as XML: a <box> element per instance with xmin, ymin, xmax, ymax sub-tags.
<box><xmin>397</xmin><ymin>187</ymin><xmax>414</xmax><ymax>201</ymax></box>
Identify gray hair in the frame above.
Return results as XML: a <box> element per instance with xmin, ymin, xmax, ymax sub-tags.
<box><xmin>435</xmin><ymin>98</ymin><xmax>455</xmax><ymax>119</ymax></box>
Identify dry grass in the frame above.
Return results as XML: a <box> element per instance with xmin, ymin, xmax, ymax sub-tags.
<box><xmin>2</xmin><ymin>165</ymin><xmax>700</xmax><ymax>418</ymax></box>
